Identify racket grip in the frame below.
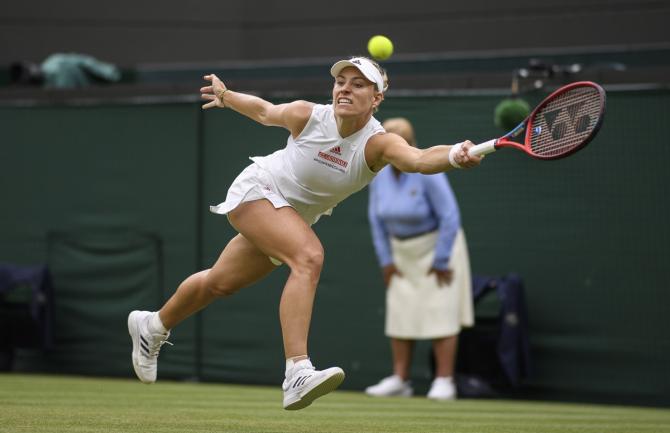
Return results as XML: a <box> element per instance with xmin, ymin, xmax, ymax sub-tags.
<box><xmin>468</xmin><ymin>139</ymin><xmax>498</xmax><ymax>157</ymax></box>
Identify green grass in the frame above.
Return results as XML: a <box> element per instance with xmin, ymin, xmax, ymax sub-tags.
<box><xmin>1</xmin><ymin>374</ymin><xmax>669</xmax><ymax>433</ymax></box>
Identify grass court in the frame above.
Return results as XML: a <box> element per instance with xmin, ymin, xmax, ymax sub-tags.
<box><xmin>1</xmin><ymin>373</ymin><xmax>669</xmax><ymax>433</ymax></box>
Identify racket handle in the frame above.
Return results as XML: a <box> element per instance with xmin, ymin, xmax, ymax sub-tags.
<box><xmin>468</xmin><ymin>139</ymin><xmax>498</xmax><ymax>157</ymax></box>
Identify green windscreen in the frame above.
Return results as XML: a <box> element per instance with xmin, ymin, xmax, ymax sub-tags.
<box><xmin>1</xmin><ymin>89</ymin><xmax>668</xmax><ymax>406</ymax></box>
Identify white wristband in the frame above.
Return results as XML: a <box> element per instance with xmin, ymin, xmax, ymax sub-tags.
<box><xmin>448</xmin><ymin>142</ymin><xmax>463</xmax><ymax>168</ymax></box>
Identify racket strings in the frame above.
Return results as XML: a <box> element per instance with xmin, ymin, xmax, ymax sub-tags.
<box><xmin>530</xmin><ymin>87</ymin><xmax>603</xmax><ymax>157</ymax></box>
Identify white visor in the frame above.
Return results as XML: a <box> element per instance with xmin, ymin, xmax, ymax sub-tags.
<box><xmin>330</xmin><ymin>57</ymin><xmax>385</xmax><ymax>93</ymax></box>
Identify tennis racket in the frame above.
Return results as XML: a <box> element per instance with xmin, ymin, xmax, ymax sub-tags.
<box><xmin>468</xmin><ymin>81</ymin><xmax>606</xmax><ymax>160</ymax></box>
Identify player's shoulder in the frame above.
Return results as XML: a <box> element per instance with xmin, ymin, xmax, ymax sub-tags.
<box><xmin>283</xmin><ymin>100</ymin><xmax>316</xmax><ymax>135</ymax></box>
<box><xmin>365</xmin><ymin>132</ymin><xmax>406</xmax><ymax>172</ymax></box>
<box><xmin>367</xmin><ymin>131</ymin><xmax>404</xmax><ymax>148</ymax></box>
<box><xmin>286</xmin><ymin>100</ymin><xmax>316</xmax><ymax>117</ymax></box>
<box><xmin>365</xmin><ymin>131</ymin><xmax>396</xmax><ymax>153</ymax></box>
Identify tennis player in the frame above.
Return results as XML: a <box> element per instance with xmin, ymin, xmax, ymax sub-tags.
<box><xmin>128</xmin><ymin>56</ymin><xmax>482</xmax><ymax>410</ymax></box>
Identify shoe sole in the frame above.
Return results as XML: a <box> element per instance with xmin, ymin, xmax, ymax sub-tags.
<box><xmin>284</xmin><ymin>368</ymin><xmax>345</xmax><ymax>410</ymax></box>
<box><xmin>128</xmin><ymin>311</ymin><xmax>154</xmax><ymax>384</ymax></box>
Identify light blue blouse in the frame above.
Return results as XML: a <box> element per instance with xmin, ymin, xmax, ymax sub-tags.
<box><xmin>368</xmin><ymin>166</ymin><xmax>461</xmax><ymax>270</ymax></box>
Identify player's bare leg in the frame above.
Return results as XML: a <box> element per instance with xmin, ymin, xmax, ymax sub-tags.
<box><xmin>228</xmin><ymin>200</ymin><xmax>344</xmax><ymax>409</ymax></box>
<box><xmin>129</xmin><ymin>232</ymin><xmax>277</xmax><ymax>384</ymax></box>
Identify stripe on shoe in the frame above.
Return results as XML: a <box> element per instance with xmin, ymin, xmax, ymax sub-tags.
<box><xmin>293</xmin><ymin>375</ymin><xmax>312</xmax><ymax>388</ymax></box>
<box><xmin>140</xmin><ymin>335</ymin><xmax>150</xmax><ymax>356</ymax></box>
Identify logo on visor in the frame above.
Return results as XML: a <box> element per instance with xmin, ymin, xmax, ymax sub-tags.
<box><xmin>352</xmin><ymin>59</ymin><xmax>361</xmax><ymax>65</ymax></box>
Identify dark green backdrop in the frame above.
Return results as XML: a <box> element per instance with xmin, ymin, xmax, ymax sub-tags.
<box><xmin>1</xmin><ymin>89</ymin><xmax>668</xmax><ymax>406</ymax></box>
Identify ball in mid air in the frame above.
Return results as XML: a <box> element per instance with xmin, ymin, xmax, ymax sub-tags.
<box><xmin>494</xmin><ymin>98</ymin><xmax>531</xmax><ymax>131</ymax></box>
<box><xmin>367</xmin><ymin>35</ymin><xmax>394</xmax><ymax>61</ymax></box>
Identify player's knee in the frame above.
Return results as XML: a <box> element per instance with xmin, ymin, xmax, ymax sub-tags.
<box><xmin>291</xmin><ymin>245</ymin><xmax>324</xmax><ymax>280</ymax></box>
<box><xmin>205</xmin><ymin>277</ymin><xmax>240</xmax><ymax>297</ymax></box>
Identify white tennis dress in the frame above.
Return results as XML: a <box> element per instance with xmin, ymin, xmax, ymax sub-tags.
<box><xmin>210</xmin><ymin>104</ymin><xmax>385</xmax><ymax>226</ymax></box>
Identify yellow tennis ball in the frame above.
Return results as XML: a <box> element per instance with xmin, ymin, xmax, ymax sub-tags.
<box><xmin>367</xmin><ymin>35</ymin><xmax>394</xmax><ymax>61</ymax></box>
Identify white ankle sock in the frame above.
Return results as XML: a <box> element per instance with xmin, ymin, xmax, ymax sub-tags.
<box><xmin>149</xmin><ymin>312</ymin><xmax>168</xmax><ymax>334</ymax></box>
<box><xmin>285</xmin><ymin>357</ymin><xmax>312</xmax><ymax>376</ymax></box>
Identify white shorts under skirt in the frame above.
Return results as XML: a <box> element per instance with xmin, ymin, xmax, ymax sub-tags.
<box><xmin>385</xmin><ymin>229</ymin><xmax>474</xmax><ymax>339</ymax></box>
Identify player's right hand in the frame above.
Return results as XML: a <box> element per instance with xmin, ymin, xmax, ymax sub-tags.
<box><xmin>201</xmin><ymin>74</ymin><xmax>227</xmax><ymax>109</ymax></box>
<box><xmin>455</xmin><ymin>140</ymin><xmax>483</xmax><ymax>168</ymax></box>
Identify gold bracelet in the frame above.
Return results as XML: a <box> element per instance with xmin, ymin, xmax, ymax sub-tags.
<box><xmin>216</xmin><ymin>88</ymin><xmax>229</xmax><ymax>107</ymax></box>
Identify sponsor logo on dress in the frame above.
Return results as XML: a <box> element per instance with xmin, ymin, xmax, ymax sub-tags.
<box><xmin>317</xmin><ymin>151</ymin><xmax>348</xmax><ymax>168</ymax></box>
<box><xmin>328</xmin><ymin>145</ymin><xmax>342</xmax><ymax>155</ymax></box>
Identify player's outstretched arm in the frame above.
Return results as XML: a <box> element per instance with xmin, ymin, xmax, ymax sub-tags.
<box><xmin>366</xmin><ymin>132</ymin><xmax>482</xmax><ymax>174</ymax></box>
<box><xmin>200</xmin><ymin>74</ymin><xmax>313</xmax><ymax>136</ymax></box>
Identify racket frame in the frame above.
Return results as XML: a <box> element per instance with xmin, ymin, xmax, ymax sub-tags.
<box><xmin>468</xmin><ymin>81</ymin><xmax>606</xmax><ymax>160</ymax></box>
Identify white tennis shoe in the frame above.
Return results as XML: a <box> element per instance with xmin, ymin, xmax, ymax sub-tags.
<box><xmin>282</xmin><ymin>359</ymin><xmax>345</xmax><ymax>410</ymax></box>
<box><xmin>365</xmin><ymin>375</ymin><xmax>413</xmax><ymax>397</ymax></box>
<box><xmin>427</xmin><ymin>377</ymin><xmax>456</xmax><ymax>400</ymax></box>
<box><xmin>128</xmin><ymin>310</ymin><xmax>171</xmax><ymax>384</ymax></box>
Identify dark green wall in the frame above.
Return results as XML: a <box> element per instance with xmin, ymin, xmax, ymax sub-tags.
<box><xmin>1</xmin><ymin>90</ymin><xmax>668</xmax><ymax>406</ymax></box>
<box><xmin>0</xmin><ymin>103</ymin><xmax>201</xmax><ymax>377</ymax></box>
